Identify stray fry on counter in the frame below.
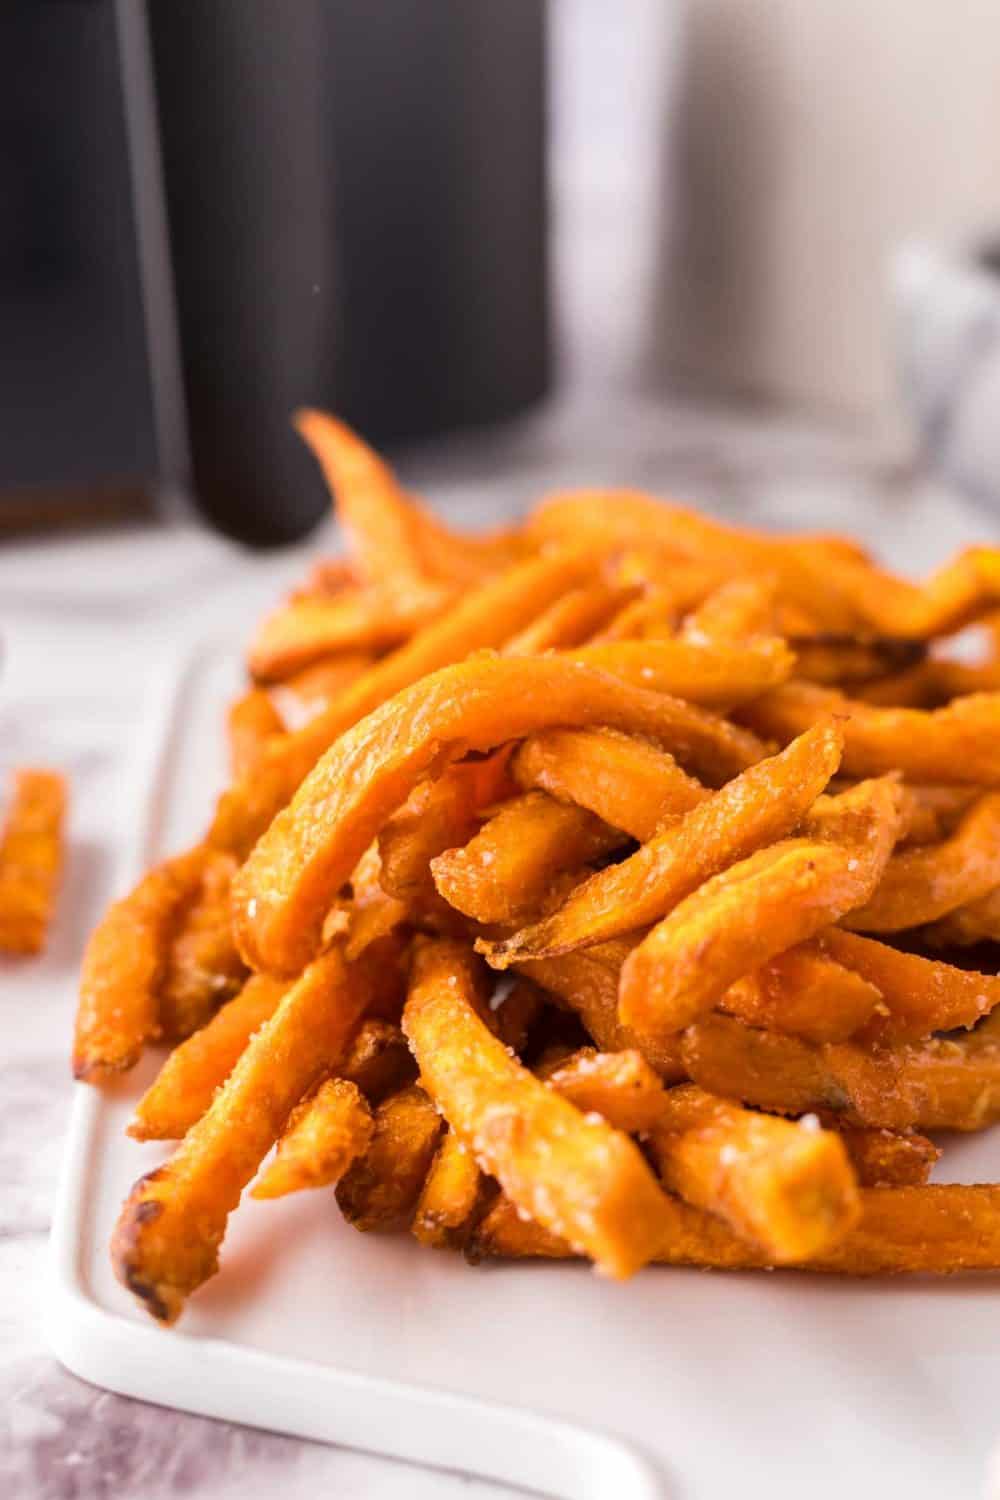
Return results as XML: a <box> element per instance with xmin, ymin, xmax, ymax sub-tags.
<box><xmin>70</xmin><ymin>411</ymin><xmax>1000</xmax><ymax>1322</ymax></box>
<box><xmin>0</xmin><ymin>767</ymin><xmax>67</xmax><ymax>956</ymax></box>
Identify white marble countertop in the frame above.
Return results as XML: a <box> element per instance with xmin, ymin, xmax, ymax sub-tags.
<box><xmin>2</xmin><ymin>395</ymin><xmax>994</xmax><ymax>1499</ymax></box>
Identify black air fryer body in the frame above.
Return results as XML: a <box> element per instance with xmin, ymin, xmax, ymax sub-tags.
<box><xmin>0</xmin><ymin>1</ymin><xmax>549</xmax><ymax>545</ymax></box>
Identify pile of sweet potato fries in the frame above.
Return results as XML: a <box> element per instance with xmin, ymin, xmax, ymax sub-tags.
<box><xmin>73</xmin><ymin>411</ymin><xmax>1000</xmax><ymax>1323</ymax></box>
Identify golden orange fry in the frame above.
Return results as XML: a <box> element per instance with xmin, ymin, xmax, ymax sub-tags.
<box><xmin>431</xmin><ymin>792</ymin><xmax>623</xmax><ymax>925</ymax></box>
<box><xmin>619</xmin><ymin>776</ymin><xmax>901</xmax><ymax>1043</ymax></box>
<box><xmin>680</xmin><ymin>1010</ymin><xmax>1000</xmax><ymax>1132</ymax></box>
<box><xmin>591</xmin><ymin>592</ymin><xmax>679</xmax><ymax>643</ymax></box>
<box><xmin>742</xmin><ymin>681</ymin><xmax>1000</xmax><ymax>784</ymax></box>
<box><xmin>335</xmin><ymin>1084</ymin><xmax>444</xmax><ymax>1232</ymax></box>
<box><xmin>469</xmin><ymin>1182</ymin><xmax>1000</xmax><ymax>1274</ymax></box>
<box><xmin>113</xmin><ymin>944</ymin><xmax>388</xmax><ymax>1322</ymax></box>
<box><xmin>503</xmin><ymin>582</ymin><xmax>635</xmax><ymax>653</ymax></box>
<box><xmin>234</xmin><ymin>653</ymin><xmax>766</xmax><ymax>975</ymax></box>
<box><xmin>74</xmin><ymin>846</ymin><xmax>211</xmax><ymax>1081</ymax></box>
<box><xmin>268</xmin><ymin>653</ymin><xmax>374</xmax><ymax>733</ymax></box>
<box><xmin>252</xmin><ymin>1078</ymin><xmax>373</xmax><ymax>1199</ymax></box>
<box><xmin>0</xmin><ymin>768</ymin><xmax>67</xmax><ymax>956</ymax></box>
<box><xmin>403</xmin><ymin>938</ymin><xmax>674</xmax><ymax>1278</ymax></box>
<box><xmin>513</xmin><ymin>727</ymin><xmax>706</xmax><ymax>841</ymax></box>
<box><xmin>248</xmin><ymin>591</ymin><xmax>447</xmax><ymax>682</ymax></box>
<box><xmin>378</xmin><ymin>751</ymin><xmax>514</xmax><ymax>900</ymax></box>
<box><xmin>681</xmin><ymin>576</ymin><xmax>779</xmax><ymax>643</ymax></box>
<box><xmin>129</xmin><ymin>974</ymin><xmax>291</xmax><ymax>1142</ymax></box>
<box><xmin>565</xmin><ymin>636</ymin><xmax>794</xmax><ymax>708</ymax></box>
<box><xmin>846</xmin><ymin>792</ymin><xmax>1000</xmax><ymax>931</ymax></box>
<box><xmin>479</xmin><ymin>719</ymin><xmax>843</xmax><ymax>968</ymax></box>
<box><xmin>160</xmin><ymin>851</ymin><xmax>246</xmax><ymax>1041</ymax></box>
<box><xmin>227</xmin><ymin>690</ymin><xmax>284</xmax><ymax>777</ymax></box>
<box><xmin>824</xmin><ymin>929</ymin><xmax>1000</xmax><ymax>1041</ymax></box>
<box><xmin>295</xmin><ymin>409</ymin><xmax>438</xmax><ymax>595</ymax></box>
<box><xmin>412</xmin><ymin>1130</ymin><xmax>487</xmax><ymax>1249</ymax></box>
<box><xmin>536</xmin><ymin>1046</ymin><xmax>667</xmax><ymax>1133</ymax></box>
<box><xmin>649</xmin><ymin>1085</ymin><xmax>860</xmax><ymax>1262</ymax></box>
<box><xmin>718</xmin><ymin>942</ymin><xmax>882</xmax><ymax>1044</ymax></box>
<box><xmin>830</xmin><ymin>1125</ymin><xmax>939</xmax><ymax>1188</ymax></box>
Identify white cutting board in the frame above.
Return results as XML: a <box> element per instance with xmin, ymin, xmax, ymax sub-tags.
<box><xmin>47</xmin><ymin>643</ymin><xmax>1000</xmax><ymax>1500</ymax></box>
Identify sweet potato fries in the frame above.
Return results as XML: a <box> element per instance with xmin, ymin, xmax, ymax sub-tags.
<box><xmin>73</xmin><ymin>412</ymin><xmax>1000</xmax><ymax>1322</ymax></box>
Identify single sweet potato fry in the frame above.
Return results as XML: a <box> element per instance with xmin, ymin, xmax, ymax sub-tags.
<box><xmin>566</xmin><ymin>636</ymin><xmax>794</xmax><ymax>708</ymax></box>
<box><xmin>129</xmin><ymin>974</ymin><xmax>291</xmax><ymax>1141</ymax></box>
<box><xmin>113</xmin><ymin>944</ymin><xmax>386</xmax><ymax>1322</ymax></box>
<box><xmin>619</xmin><ymin>776</ymin><xmax>902</xmax><ymax>1043</ymax></box>
<box><xmin>719</xmin><ymin>942</ymin><xmax>882</xmax><ymax>1045</ymax></box>
<box><xmin>269</xmin><ymin>653</ymin><xmax>374</xmax><ymax>733</ymax></box>
<box><xmin>431</xmin><ymin>792</ymin><xmax>624</xmax><ymax>925</ymax></box>
<box><xmin>335</xmin><ymin>1084</ymin><xmax>444</xmax><ymax>1232</ymax></box>
<box><xmin>503</xmin><ymin>582</ymin><xmax>635</xmax><ymax>653</ymax></box>
<box><xmin>469</xmin><ymin>1182</ymin><xmax>1000</xmax><ymax>1274</ymax></box>
<box><xmin>845</xmin><ymin>792</ymin><xmax>1000</xmax><ymax>932</ymax></box>
<box><xmin>252</xmin><ymin>1078</ymin><xmax>373</xmax><ymax>1199</ymax></box>
<box><xmin>159</xmin><ymin>852</ymin><xmax>247</xmax><ymax>1041</ymax></box>
<box><xmin>466</xmin><ymin>1189</ymin><xmax>751</xmax><ymax>1268</ymax></box>
<box><xmin>233</xmin><ymin>653</ymin><xmax>767</xmax><ymax>975</ymax></box>
<box><xmin>742</xmin><ymin>681</ymin><xmax>1000</xmax><ymax>784</ymax></box>
<box><xmin>829</xmin><ymin>1124</ymin><xmax>939</xmax><ymax>1188</ymax></box>
<box><xmin>295</xmin><ymin>409</ymin><xmax>435</xmax><ymax>594</ymax></box>
<box><xmin>209</xmin><ymin>545</ymin><xmax>604</xmax><ymax>858</ymax></box>
<box><xmin>681</xmin><ymin>577</ymin><xmax>778</xmax><ymax>642</ymax></box>
<box><xmin>592</xmin><ymin>593</ymin><xmax>680</xmax><ymax>643</ymax></box>
<box><xmin>378</xmin><ymin>751</ymin><xmax>514</xmax><ymax>900</ymax></box>
<box><xmin>479</xmin><ymin>719</ymin><xmax>843</xmax><ymax>968</ymax></box>
<box><xmin>74</xmin><ymin>846</ymin><xmax>211</xmax><ymax>1081</ymax></box>
<box><xmin>412</xmin><ymin>1129</ymin><xmax>488</xmax><ymax>1249</ymax></box>
<box><xmin>248</xmin><ymin>592</ymin><xmax>447</xmax><ymax>682</ymax></box>
<box><xmin>403</xmin><ymin>938</ymin><xmax>675</xmax><ymax>1278</ymax></box>
<box><xmin>227</xmin><ymin>690</ymin><xmax>285</xmax><ymax>777</ymax></box>
<box><xmin>649</xmin><ymin>1085</ymin><xmax>860</xmax><ymax>1261</ymax></box>
<box><xmin>513</xmin><ymin>727</ymin><xmax>707</xmax><ymax>842</ymax></box>
<box><xmin>0</xmin><ymin>768</ymin><xmax>67</xmax><ymax>956</ymax></box>
<box><xmin>537</xmin><ymin>1047</ymin><xmax>667</xmax><ymax>1132</ymax></box>
<box><xmin>680</xmin><ymin>1011</ymin><xmax>1000</xmax><ymax>1132</ymax></box>
<box><xmin>823</xmin><ymin>929</ymin><xmax>1000</xmax><ymax>1041</ymax></box>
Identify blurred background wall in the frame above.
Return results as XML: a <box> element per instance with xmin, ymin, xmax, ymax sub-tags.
<box><xmin>552</xmin><ymin>0</ymin><xmax>1000</xmax><ymax>430</ymax></box>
